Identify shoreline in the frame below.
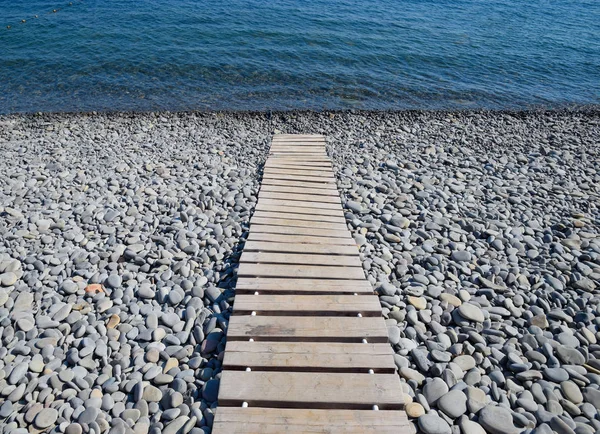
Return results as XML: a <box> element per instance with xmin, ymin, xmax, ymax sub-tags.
<box><xmin>2</xmin><ymin>105</ymin><xmax>600</xmax><ymax>119</ymax></box>
<box><xmin>0</xmin><ymin>110</ymin><xmax>599</xmax><ymax>433</ymax></box>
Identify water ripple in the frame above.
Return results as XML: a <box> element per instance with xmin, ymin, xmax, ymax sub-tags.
<box><xmin>0</xmin><ymin>0</ymin><xmax>598</xmax><ymax>113</ymax></box>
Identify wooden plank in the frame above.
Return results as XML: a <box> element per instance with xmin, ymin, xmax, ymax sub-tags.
<box><xmin>264</xmin><ymin>167</ymin><xmax>333</xmax><ymax>180</ymax></box>
<box><xmin>236</xmin><ymin>277</ymin><xmax>373</xmax><ymax>294</ymax></box>
<box><xmin>241</xmin><ymin>251</ymin><xmax>361</xmax><ymax>267</ymax></box>
<box><xmin>223</xmin><ymin>342</ymin><xmax>394</xmax><ymax>372</ymax></box>
<box><xmin>218</xmin><ymin>371</ymin><xmax>404</xmax><ymax>409</ymax></box>
<box><xmin>272</xmin><ymin>137</ymin><xmax>325</xmax><ymax>140</ymax></box>
<box><xmin>270</xmin><ymin>145</ymin><xmax>325</xmax><ymax>150</ymax></box>
<box><xmin>261</xmin><ymin>179</ymin><xmax>340</xmax><ymax>189</ymax></box>
<box><xmin>227</xmin><ymin>315</ymin><xmax>389</xmax><ymax>342</ymax></box>
<box><xmin>272</xmin><ymin>134</ymin><xmax>324</xmax><ymax>138</ymax></box>
<box><xmin>233</xmin><ymin>294</ymin><xmax>380</xmax><ymax>316</ymax></box>
<box><xmin>257</xmin><ymin>198</ymin><xmax>341</xmax><ymax>211</ymax></box>
<box><xmin>250</xmin><ymin>217</ymin><xmax>348</xmax><ymax>231</ymax></box>
<box><xmin>270</xmin><ymin>151</ymin><xmax>326</xmax><ymax>155</ymax></box>
<box><xmin>238</xmin><ymin>263</ymin><xmax>365</xmax><ymax>280</ymax></box>
<box><xmin>247</xmin><ymin>232</ymin><xmax>355</xmax><ymax>246</ymax></box>
<box><xmin>251</xmin><ymin>210</ymin><xmax>347</xmax><ymax>224</ymax></box>
<box><xmin>243</xmin><ymin>240</ymin><xmax>359</xmax><ymax>256</ymax></box>
<box><xmin>269</xmin><ymin>156</ymin><xmax>330</xmax><ymax>161</ymax></box>
<box><xmin>272</xmin><ymin>139</ymin><xmax>325</xmax><ymax>143</ymax></box>
<box><xmin>259</xmin><ymin>191</ymin><xmax>340</xmax><ymax>204</ymax></box>
<box><xmin>213</xmin><ymin>408</ymin><xmax>410</xmax><ymax>434</ymax></box>
<box><xmin>255</xmin><ymin>203</ymin><xmax>344</xmax><ymax>217</ymax></box>
<box><xmin>263</xmin><ymin>174</ymin><xmax>335</xmax><ymax>184</ymax></box>
<box><xmin>265</xmin><ymin>161</ymin><xmax>332</xmax><ymax>168</ymax></box>
<box><xmin>264</xmin><ymin>164</ymin><xmax>333</xmax><ymax>172</ymax></box>
<box><xmin>260</xmin><ymin>185</ymin><xmax>340</xmax><ymax>197</ymax></box>
<box><xmin>250</xmin><ymin>224</ymin><xmax>350</xmax><ymax>239</ymax></box>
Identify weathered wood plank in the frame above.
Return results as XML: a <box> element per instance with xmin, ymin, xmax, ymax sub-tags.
<box><xmin>264</xmin><ymin>168</ymin><xmax>332</xmax><ymax>177</ymax></box>
<box><xmin>260</xmin><ymin>185</ymin><xmax>339</xmax><ymax>197</ymax></box>
<box><xmin>263</xmin><ymin>174</ymin><xmax>335</xmax><ymax>184</ymax></box>
<box><xmin>251</xmin><ymin>210</ymin><xmax>346</xmax><ymax>224</ymax></box>
<box><xmin>268</xmin><ymin>156</ymin><xmax>330</xmax><ymax>162</ymax></box>
<box><xmin>227</xmin><ymin>315</ymin><xmax>389</xmax><ymax>342</ymax></box>
<box><xmin>261</xmin><ymin>179</ymin><xmax>340</xmax><ymax>189</ymax></box>
<box><xmin>235</xmin><ymin>277</ymin><xmax>373</xmax><ymax>294</ymax></box>
<box><xmin>257</xmin><ymin>198</ymin><xmax>341</xmax><ymax>210</ymax></box>
<box><xmin>233</xmin><ymin>294</ymin><xmax>380</xmax><ymax>316</ymax></box>
<box><xmin>270</xmin><ymin>145</ymin><xmax>325</xmax><ymax>150</ymax></box>
<box><xmin>238</xmin><ymin>263</ymin><xmax>365</xmax><ymax>280</ymax></box>
<box><xmin>254</xmin><ymin>203</ymin><xmax>344</xmax><ymax>217</ymax></box>
<box><xmin>250</xmin><ymin>224</ymin><xmax>350</xmax><ymax>239</ymax></box>
<box><xmin>247</xmin><ymin>232</ymin><xmax>355</xmax><ymax>245</ymax></box>
<box><xmin>213</xmin><ymin>408</ymin><xmax>411</xmax><ymax>434</ymax></box>
<box><xmin>218</xmin><ymin>371</ymin><xmax>404</xmax><ymax>409</ymax></box>
<box><xmin>243</xmin><ymin>240</ymin><xmax>359</xmax><ymax>255</ymax></box>
<box><xmin>241</xmin><ymin>251</ymin><xmax>361</xmax><ymax>267</ymax></box>
<box><xmin>250</xmin><ymin>217</ymin><xmax>348</xmax><ymax>231</ymax></box>
<box><xmin>259</xmin><ymin>191</ymin><xmax>340</xmax><ymax>204</ymax></box>
<box><xmin>271</xmin><ymin>137</ymin><xmax>326</xmax><ymax>142</ymax></box>
<box><xmin>265</xmin><ymin>161</ymin><xmax>332</xmax><ymax>168</ymax></box>
<box><xmin>270</xmin><ymin>151</ymin><xmax>327</xmax><ymax>156</ymax></box>
<box><xmin>223</xmin><ymin>342</ymin><xmax>394</xmax><ymax>371</ymax></box>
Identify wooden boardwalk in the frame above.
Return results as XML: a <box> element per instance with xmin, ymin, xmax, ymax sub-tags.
<box><xmin>213</xmin><ymin>135</ymin><xmax>411</xmax><ymax>433</ymax></box>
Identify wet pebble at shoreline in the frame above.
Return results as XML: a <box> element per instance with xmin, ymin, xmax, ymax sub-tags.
<box><xmin>322</xmin><ymin>111</ymin><xmax>600</xmax><ymax>434</ymax></box>
<box><xmin>0</xmin><ymin>112</ymin><xmax>268</xmax><ymax>434</ymax></box>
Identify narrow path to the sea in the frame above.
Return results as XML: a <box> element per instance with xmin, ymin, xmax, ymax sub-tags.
<box><xmin>213</xmin><ymin>134</ymin><xmax>411</xmax><ymax>432</ymax></box>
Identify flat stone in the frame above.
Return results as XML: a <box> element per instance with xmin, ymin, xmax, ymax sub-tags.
<box><xmin>408</xmin><ymin>296</ymin><xmax>427</xmax><ymax>310</ymax></box>
<box><xmin>459</xmin><ymin>420</ymin><xmax>486</xmax><ymax>434</ymax></box>
<box><xmin>453</xmin><ymin>355</ymin><xmax>476</xmax><ymax>371</ymax></box>
<box><xmin>162</xmin><ymin>416</ymin><xmax>189</xmax><ymax>434</ymax></box>
<box><xmin>583</xmin><ymin>388</ymin><xmax>600</xmax><ymax>409</ymax></box>
<box><xmin>163</xmin><ymin>357</ymin><xmax>179</xmax><ymax>373</ymax></box>
<box><xmin>0</xmin><ymin>272</ymin><xmax>18</xmax><ymax>286</ymax></box>
<box><xmin>543</xmin><ymin>367</ymin><xmax>569</xmax><ymax>382</ymax></box>
<box><xmin>418</xmin><ymin>413</ymin><xmax>452</xmax><ymax>434</ymax></box>
<box><xmin>141</xmin><ymin>385</ymin><xmax>162</xmax><ymax>402</ymax></box>
<box><xmin>107</xmin><ymin>314</ymin><xmax>120</xmax><ymax>328</ymax></box>
<box><xmin>34</xmin><ymin>408</ymin><xmax>58</xmax><ymax>429</ymax></box>
<box><xmin>400</xmin><ymin>367</ymin><xmax>425</xmax><ymax>385</ymax></box>
<box><xmin>423</xmin><ymin>378</ymin><xmax>448</xmax><ymax>406</ymax></box>
<box><xmin>405</xmin><ymin>402</ymin><xmax>425</xmax><ymax>418</ymax></box>
<box><xmin>0</xmin><ymin>401</ymin><xmax>13</xmax><ymax>418</ymax></box>
<box><xmin>437</xmin><ymin>389</ymin><xmax>467</xmax><ymax>418</ymax></box>
<box><xmin>8</xmin><ymin>363</ymin><xmax>28</xmax><ymax>384</ymax></box>
<box><xmin>106</xmin><ymin>274</ymin><xmax>122</xmax><ymax>288</ymax></box>
<box><xmin>451</xmin><ymin>251</ymin><xmax>472</xmax><ymax>262</ymax></box>
<box><xmin>556</xmin><ymin>345</ymin><xmax>585</xmax><ymax>365</ymax></box>
<box><xmin>78</xmin><ymin>407</ymin><xmax>99</xmax><ymax>424</ymax></box>
<box><xmin>479</xmin><ymin>405</ymin><xmax>519</xmax><ymax>434</ymax></box>
<box><xmin>387</xmin><ymin>326</ymin><xmax>401</xmax><ymax>345</ymax></box>
<box><xmin>439</xmin><ymin>293</ymin><xmax>461</xmax><ymax>307</ymax></box>
<box><xmin>202</xmin><ymin>378</ymin><xmax>219</xmax><ymax>402</ymax></box>
<box><xmin>458</xmin><ymin>303</ymin><xmax>485</xmax><ymax>323</ymax></box>
<box><xmin>65</xmin><ymin>423</ymin><xmax>83</xmax><ymax>434</ymax></box>
<box><xmin>561</xmin><ymin>381</ymin><xmax>583</xmax><ymax>404</ymax></box>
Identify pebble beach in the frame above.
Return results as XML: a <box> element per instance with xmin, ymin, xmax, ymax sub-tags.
<box><xmin>1</xmin><ymin>110</ymin><xmax>599</xmax><ymax>434</ymax></box>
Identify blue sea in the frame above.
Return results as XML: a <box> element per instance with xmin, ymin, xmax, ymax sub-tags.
<box><xmin>1</xmin><ymin>0</ymin><xmax>599</xmax><ymax>113</ymax></box>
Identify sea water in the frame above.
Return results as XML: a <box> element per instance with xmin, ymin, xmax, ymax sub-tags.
<box><xmin>1</xmin><ymin>0</ymin><xmax>599</xmax><ymax>113</ymax></box>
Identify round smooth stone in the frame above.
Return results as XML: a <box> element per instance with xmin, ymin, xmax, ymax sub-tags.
<box><xmin>35</xmin><ymin>408</ymin><xmax>58</xmax><ymax>429</ymax></box>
